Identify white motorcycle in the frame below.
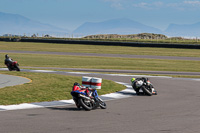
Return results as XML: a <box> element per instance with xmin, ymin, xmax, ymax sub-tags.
<box><xmin>131</xmin><ymin>78</ymin><xmax>157</xmax><ymax>96</ymax></box>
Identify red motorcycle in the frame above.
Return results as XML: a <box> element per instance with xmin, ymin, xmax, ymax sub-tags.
<box><xmin>6</xmin><ymin>61</ymin><xmax>20</xmax><ymax>71</ymax></box>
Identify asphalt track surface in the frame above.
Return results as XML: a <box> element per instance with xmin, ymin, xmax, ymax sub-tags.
<box><xmin>0</xmin><ymin>50</ymin><xmax>200</xmax><ymax>133</ymax></box>
<box><xmin>0</xmin><ymin>73</ymin><xmax>31</xmax><ymax>88</ymax></box>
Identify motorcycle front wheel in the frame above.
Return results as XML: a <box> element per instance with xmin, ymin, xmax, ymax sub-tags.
<box><xmin>141</xmin><ymin>86</ymin><xmax>152</xmax><ymax>96</ymax></box>
<box><xmin>98</xmin><ymin>97</ymin><xmax>107</xmax><ymax>109</ymax></box>
<box><xmin>15</xmin><ymin>64</ymin><xmax>20</xmax><ymax>71</ymax></box>
<box><xmin>79</xmin><ymin>98</ymin><xmax>93</xmax><ymax>111</ymax></box>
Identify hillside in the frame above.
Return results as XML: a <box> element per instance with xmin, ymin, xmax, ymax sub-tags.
<box><xmin>73</xmin><ymin>18</ymin><xmax>163</xmax><ymax>35</ymax></box>
<box><xmin>84</xmin><ymin>33</ymin><xmax>168</xmax><ymax>40</ymax></box>
<box><xmin>0</xmin><ymin>12</ymin><xmax>69</xmax><ymax>36</ymax></box>
<box><xmin>165</xmin><ymin>22</ymin><xmax>200</xmax><ymax>37</ymax></box>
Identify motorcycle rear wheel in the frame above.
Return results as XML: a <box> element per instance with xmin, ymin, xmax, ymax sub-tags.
<box><xmin>79</xmin><ymin>98</ymin><xmax>93</xmax><ymax>111</ymax></box>
<box><xmin>7</xmin><ymin>67</ymin><xmax>12</xmax><ymax>71</ymax></box>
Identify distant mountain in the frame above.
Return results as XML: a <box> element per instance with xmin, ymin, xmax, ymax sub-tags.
<box><xmin>0</xmin><ymin>12</ymin><xmax>69</xmax><ymax>36</ymax></box>
<box><xmin>165</xmin><ymin>22</ymin><xmax>200</xmax><ymax>37</ymax></box>
<box><xmin>2</xmin><ymin>11</ymin><xmax>199</xmax><ymax>38</ymax></box>
<box><xmin>73</xmin><ymin>18</ymin><xmax>163</xmax><ymax>35</ymax></box>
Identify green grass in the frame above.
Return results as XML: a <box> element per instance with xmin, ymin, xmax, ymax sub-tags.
<box><xmin>0</xmin><ymin>71</ymin><xmax>125</xmax><ymax>105</ymax></box>
<box><xmin>0</xmin><ymin>41</ymin><xmax>200</xmax><ymax>57</ymax></box>
<box><xmin>0</xmin><ymin>53</ymin><xmax>199</xmax><ymax>72</ymax></box>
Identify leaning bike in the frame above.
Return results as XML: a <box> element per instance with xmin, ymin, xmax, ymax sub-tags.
<box><xmin>71</xmin><ymin>87</ymin><xmax>106</xmax><ymax>111</ymax></box>
<box><xmin>131</xmin><ymin>77</ymin><xmax>157</xmax><ymax>96</ymax></box>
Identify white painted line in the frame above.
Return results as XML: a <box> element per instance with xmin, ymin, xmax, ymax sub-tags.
<box><xmin>0</xmin><ymin>103</ymin><xmax>42</xmax><ymax>110</ymax></box>
<box><xmin>29</xmin><ymin>70</ymin><xmax>55</xmax><ymax>73</ymax></box>
<box><xmin>0</xmin><ymin>68</ymin><xmax>8</xmax><ymax>71</ymax></box>
<box><xmin>67</xmin><ymin>72</ymin><xmax>91</xmax><ymax>75</ymax></box>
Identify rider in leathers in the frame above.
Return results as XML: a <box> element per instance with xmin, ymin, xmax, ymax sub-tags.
<box><xmin>131</xmin><ymin>77</ymin><xmax>148</xmax><ymax>95</ymax></box>
<box><xmin>4</xmin><ymin>54</ymin><xmax>13</xmax><ymax>69</ymax></box>
<box><xmin>71</xmin><ymin>82</ymin><xmax>91</xmax><ymax>108</ymax></box>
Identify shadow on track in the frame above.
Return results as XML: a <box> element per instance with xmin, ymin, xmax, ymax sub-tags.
<box><xmin>47</xmin><ymin>107</ymin><xmax>84</xmax><ymax>111</ymax></box>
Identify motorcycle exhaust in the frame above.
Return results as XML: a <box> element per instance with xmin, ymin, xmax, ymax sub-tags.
<box><xmin>79</xmin><ymin>94</ymin><xmax>91</xmax><ymax>100</ymax></box>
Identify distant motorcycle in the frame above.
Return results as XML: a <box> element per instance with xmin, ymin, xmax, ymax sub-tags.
<box><xmin>6</xmin><ymin>61</ymin><xmax>20</xmax><ymax>71</ymax></box>
<box><xmin>131</xmin><ymin>77</ymin><xmax>157</xmax><ymax>96</ymax></box>
<box><xmin>71</xmin><ymin>87</ymin><xmax>106</xmax><ymax>111</ymax></box>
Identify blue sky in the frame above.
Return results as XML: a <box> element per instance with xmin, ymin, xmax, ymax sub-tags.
<box><xmin>0</xmin><ymin>0</ymin><xmax>200</xmax><ymax>31</ymax></box>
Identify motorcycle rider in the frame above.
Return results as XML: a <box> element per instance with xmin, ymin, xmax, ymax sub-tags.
<box><xmin>4</xmin><ymin>54</ymin><xmax>13</xmax><ymax>68</ymax></box>
<box><xmin>131</xmin><ymin>77</ymin><xmax>148</xmax><ymax>95</ymax></box>
<box><xmin>71</xmin><ymin>82</ymin><xmax>91</xmax><ymax>108</ymax></box>
<box><xmin>71</xmin><ymin>82</ymin><xmax>90</xmax><ymax>95</ymax></box>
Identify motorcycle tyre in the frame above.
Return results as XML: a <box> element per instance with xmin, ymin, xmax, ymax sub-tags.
<box><xmin>98</xmin><ymin>98</ymin><xmax>107</xmax><ymax>109</ymax></box>
<box><xmin>150</xmin><ymin>84</ymin><xmax>158</xmax><ymax>95</ymax></box>
<box><xmin>78</xmin><ymin>98</ymin><xmax>93</xmax><ymax>111</ymax></box>
<box><xmin>141</xmin><ymin>86</ymin><xmax>152</xmax><ymax>96</ymax></box>
<box><xmin>7</xmin><ymin>67</ymin><xmax>12</xmax><ymax>71</ymax></box>
<box><xmin>73</xmin><ymin>97</ymin><xmax>81</xmax><ymax>109</ymax></box>
<box><xmin>15</xmin><ymin>65</ymin><xmax>20</xmax><ymax>71</ymax></box>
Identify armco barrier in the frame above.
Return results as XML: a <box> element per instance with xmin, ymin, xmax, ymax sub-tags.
<box><xmin>1</xmin><ymin>38</ymin><xmax>200</xmax><ymax>49</ymax></box>
<box><xmin>21</xmin><ymin>38</ymin><xmax>200</xmax><ymax>49</ymax></box>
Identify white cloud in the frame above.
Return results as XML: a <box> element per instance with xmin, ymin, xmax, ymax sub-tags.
<box><xmin>132</xmin><ymin>2</ymin><xmax>148</xmax><ymax>8</ymax></box>
<box><xmin>102</xmin><ymin>0</ymin><xmax>127</xmax><ymax>9</ymax></box>
<box><xmin>184</xmin><ymin>0</ymin><xmax>200</xmax><ymax>5</ymax></box>
<box><xmin>132</xmin><ymin>1</ymin><xmax>164</xmax><ymax>9</ymax></box>
<box><xmin>111</xmin><ymin>2</ymin><xmax>124</xmax><ymax>9</ymax></box>
<box><xmin>132</xmin><ymin>1</ymin><xmax>200</xmax><ymax>10</ymax></box>
<box><xmin>102</xmin><ymin>0</ymin><xmax>200</xmax><ymax>10</ymax></box>
<box><xmin>166</xmin><ymin>1</ymin><xmax>200</xmax><ymax>10</ymax></box>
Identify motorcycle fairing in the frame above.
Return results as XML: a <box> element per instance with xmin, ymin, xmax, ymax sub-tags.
<box><xmin>71</xmin><ymin>90</ymin><xmax>87</xmax><ymax>96</ymax></box>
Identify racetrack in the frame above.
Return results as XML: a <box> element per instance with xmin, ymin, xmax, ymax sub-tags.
<box><xmin>0</xmin><ymin>73</ymin><xmax>31</xmax><ymax>88</ymax></box>
<box><xmin>0</xmin><ymin>50</ymin><xmax>200</xmax><ymax>133</ymax></box>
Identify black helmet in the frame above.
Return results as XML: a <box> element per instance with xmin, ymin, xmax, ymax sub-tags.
<box><xmin>5</xmin><ymin>54</ymin><xmax>9</xmax><ymax>59</ymax></box>
<box><xmin>74</xmin><ymin>82</ymin><xmax>80</xmax><ymax>86</ymax></box>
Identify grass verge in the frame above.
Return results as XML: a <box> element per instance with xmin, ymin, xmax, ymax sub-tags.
<box><xmin>0</xmin><ymin>41</ymin><xmax>200</xmax><ymax>57</ymax></box>
<box><xmin>0</xmin><ymin>71</ymin><xmax>125</xmax><ymax>105</ymax></box>
<box><xmin>0</xmin><ymin>53</ymin><xmax>199</xmax><ymax>72</ymax></box>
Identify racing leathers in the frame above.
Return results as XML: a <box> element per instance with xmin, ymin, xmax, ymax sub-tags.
<box><xmin>131</xmin><ymin>77</ymin><xmax>148</xmax><ymax>94</ymax></box>
<box><xmin>71</xmin><ymin>84</ymin><xmax>90</xmax><ymax>108</ymax></box>
<box><xmin>4</xmin><ymin>57</ymin><xmax>13</xmax><ymax>67</ymax></box>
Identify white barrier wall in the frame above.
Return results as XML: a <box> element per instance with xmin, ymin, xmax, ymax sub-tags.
<box><xmin>91</xmin><ymin>77</ymin><xmax>102</xmax><ymax>89</ymax></box>
<box><xmin>82</xmin><ymin>76</ymin><xmax>92</xmax><ymax>87</ymax></box>
<box><xmin>82</xmin><ymin>76</ymin><xmax>102</xmax><ymax>89</ymax></box>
